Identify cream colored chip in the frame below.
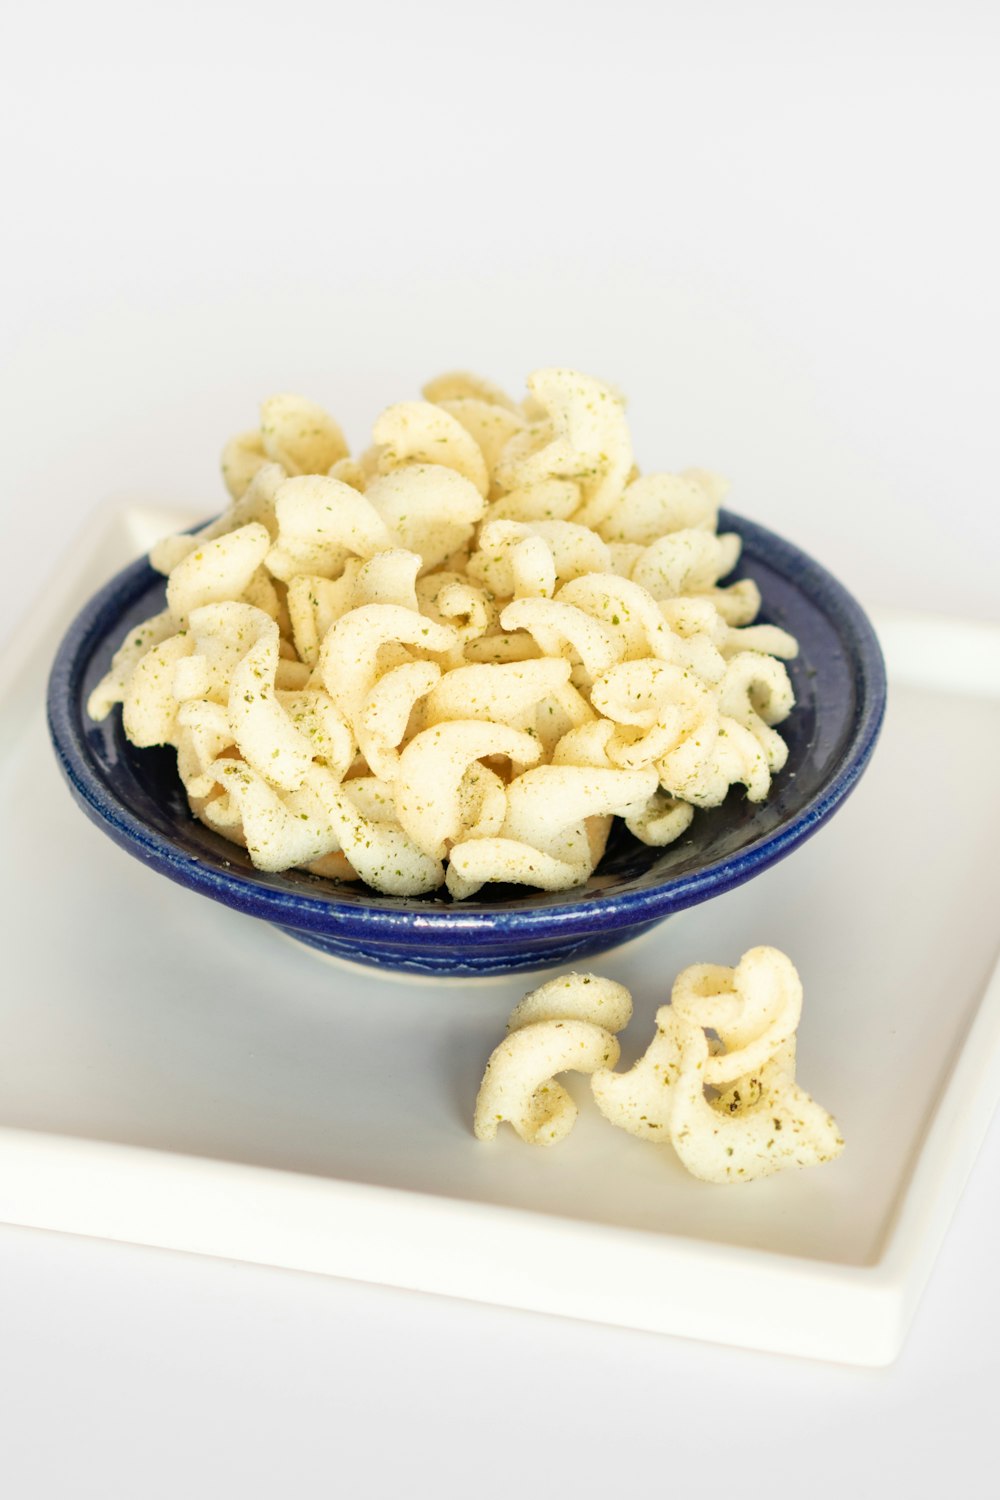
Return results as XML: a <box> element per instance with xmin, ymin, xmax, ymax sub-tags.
<box><xmin>175</xmin><ymin>698</ymin><xmax>233</xmax><ymax>786</ymax></box>
<box><xmin>366</xmin><ymin>464</ymin><xmax>486</xmax><ymax>573</ymax></box>
<box><xmin>353</xmin><ymin>549</ymin><xmax>422</xmax><ymax>611</ymax></box>
<box><xmin>532</xmin><ymin>679</ymin><xmax>595</xmax><ymax>759</ymax></box>
<box><xmin>552</xmin><ymin>717</ymin><xmax>617</xmax><ymax>769</ymax></box>
<box><xmin>412</xmin><ymin>570</ymin><xmax>466</xmax><ymax>617</ymax></box>
<box><xmin>87</xmin><ymin>609</ymin><xmax>177</xmax><ymax>721</ymax></box>
<box><xmin>501</xmin><ymin>764</ymin><xmax>658</xmax><ymax>870</ymax></box>
<box><xmin>242</xmin><ymin>566</ymin><xmax>281</xmax><ymax>622</ymax></box>
<box><xmin>492</xmin><ymin>421</ymin><xmax>552</xmax><ymax>491</ymax></box>
<box><xmin>414</xmin><ymin>572</ymin><xmax>496</xmax><ymax>648</ymax></box>
<box><xmin>426</xmin><ymin>582</ymin><xmax>495</xmax><ymax>661</ymax></box>
<box><xmin>286</xmin><ymin>567</ymin><xmax>362</xmax><ymax>666</ymax></box>
<box><xmin>474</xmin><ymin>1020</ymin><xmax>621</xmax><ymax>1145</ymax></box>
<box><xmin>507</xmin><ymin>973</ymin><xmax>633</xmax><ymax>1035</ymax></box>
<box><xmin>555</xmin><ymin>574</ymin><xmax>675</xmax><ymax>664</ymax></box>
<box><xmin>508</xmin><ymin>534</ymin><xmax>557</xmax><ymax>600</ymax></box>
<box><xmin>457</xmin><ymin>764</ymin><xmax>508</xmax><ymax>842</ymax></box>
<box><xmin>597</xmin><ymin>471</ymin><xmax>719</xmax><ymax>545</ymax></box>
<box><xmin>121</xmin><ymin>631</ymin><xmax>194</xmax><ymax>748</ymax></box>
<box><xmin>700</xmin><ymin>579</ymin><xmax>763</xmax><ymax>627</ymax></box>
<box><xmin>396</xmin><ymin>719</ymin><xmax>542</xmax><ymax>860</ymax></box>
<box><xmin>228</xmin><ymin>627</ymin><xmax>312</xmax><ymax>790</ymax></box>
<box><xmin>527</xmin><ymin>520</ymin><xmax>612</xmax><ymax>584</ymax></box>
<box><xmin>436</xmin><ymin>398</ymin><xmax>526</xmax><ymax>479</ymax></box>
<box><xmin>591</xmin><ymin>1005</ymin><xmax>695</xmax><ymax>1140</ymax></box>
<box><xmin>301</xmin><ymin>851</ymin><xmax>359</xmax><ymax>881</ymax></box>
<box><xmin>266</xmin><ymin>474</ymin><xmax>394</xmax><ymax>582</ymax></box>
<box><xmin>670</xmin><ymin>946</ymin><xmax>803</xmax><ymax>1088</ymax></box>
<box><xmin>146</xmin><ymin>534</ymin><xmax>199</xmax><ymax>580</ymax></box>
<box><xmin>221</xmin><ymin>429</ymin><xmax>270</xmax><ymax>501</ymax></box>
<box><xmin>590</xmin><ymin>947</ymin><xmax>843</xmax><ymax>1180</ymax></box>
<box><xmin>327</xmin><ymin>456</ymin><xmax>366</xmax><ymax>491</ymax></box>
<box><xmin>421</xmin><ymin>370</ymin><xmax>521</xmax><ymax>413</ymax></box>
<box><xmin>720</xmin><ymin>621</ymin><xmax>799</xmax><ymax>660</ymax></box>
<box><xmin>605</xmin><ymin>542</ymin><xmax>646</xmax><ymax>577</ymax></box>
<box><xmin>361</xmin><ymin>659</ymin><xmax>442</xmax><ymax>750</ymax></box>
<box><xmin>423</xmin><ymin>659</ymin><xmax>572</xmax><ymax>729</ymax></box>
<box><xmin>197</xmin><ymin>757</ymin><xmax>342</xmax><ymax>870</ymax></box>
<box><xmin>591</xmin><ymin>658</ymin><xmax>691</xmax><ymax>729</ymax></box>
<box><xmin>509</xmin><ymin>368</ymin><xmax>633</xmax><ymax>531</ymax></box>
<box><xmin>316</xmin><ymin>603</ymin><xmax>458</xmax><ymax>726</ymax></box>
<box><xmin>467</xmin><ymin>520</ymin><xmax>557</xmax><ymax>600</ymax></box>
<box><xmin>462</xmin><ymin>632</ymin><xmax>542</xmax><ymax>665</ymax></box>
<box><xmin>681</xmin><ymin>467</ymin><xmax>730</xmax><ymax>508</ymax></box>
<box><xmin>712</xmin><ymin>1036</ymin><xmax>798</xmax><ymax>1117</ymax></box>
<box><xmin>656</xmin><ymin>596</ymin><xmax>719</xmax><ymax>639</ymax></box>
<box><xmin>667</xmin><ymin>1025</ymin><xmax>843</xmax><ymax>1183</ymax></box>
<box><xmin>277</xmin><ymin>688</ymin><xmax>355</xmax><ymax>781</ymax></box>
<box><xmin>484</xmin><ymin>479</ymin><xmax>581</xmax><ymax>524</ymax></box>
<box><xmin>468</xmin><ymin>520</ymin><xmax>611</xmax><ymax>599</ymax></box>
<box><xmin>631</xmin><ymin>530</ymin><xmax>742</xmax><ymax>601</ymax></box>
<box><xmin>657</xmin><ymin>595</ymin><xmax>794</xmax><ymax>675</ymax></box>
<box><xmin>592</xmin><ymin>660</ymin><xmax>718</xmax><ymax>773</ymax></box>
<box><xmin>717</xmin><ymin>652</ymin><xmax>795</xmax><ymax>771</ymax></box>
<box><xmin>201</xmin><ymin>758</ymin><xmax>444</xmax><ymax>894</ymax></box>
<box><xmin>92</xmin><ymin>365</ymin><xmax>801</xmax><ymax>898</ymax></box>
<box><xmin>358</xmin><ymin>659</ymin><xmax>442</xmax><ymax>780</ymax></box>
<box><xmin>624</xmin><ymin>791</ymin><xmax>695</xmax><ymax>847</ymax></box>
<box><xmin>339</xmin><ymin>775</ymin><xmax>398</xmax><ymax>823</ymax></box>
<box><xmin>445</xmin><ymin>837</ymin><xmax>585</xmax><ymax>899</ymax></box>
<box><xmin>166</xmin><ymin>523</ymin><xmax>272</xmax><ymax>623</ymax></box>
<box><xmin>499</xmin><ymin>597</ymin><xmax>619</xmax><ymax>681</ymax></box>
<box><xmin>651</xmin><ymin>713</ymin><xmax>746</xmax><ymax>806</ymax></box>
<box><xmin>665</xmin><ymin>583</ymin><xmax>764</xmax><ymax>632</ymax></box>
<box><xmin>661</xmin><ymin>716</ymin><xmax>771</xmax><ymax>807</ymax></box>
<box><xmin>320</xmin><ymin>768</ymin><xmax>445</xmax><ymax>896</ymax></box>
<box><xmin>373</xmin><ymin>401</ymin><xmax>490</xmax><ymax>497</ymax></box>
<box><xmin>230</xmin><ymin>628</ymin><xmax>356</xmax><ymax>792</ymax></box>
<box><xmin>260</xmin><ymin>394</ymin><xmax>349</xmax><ymax>476</ymax></box>
<box><xmin>174</xmin><ymin>602</ymin><xmax>275</xmax><ymax>706</ymax></box>
<box><xmin>176</xmin><ymin>696</ymin><xmax>232</xmax><ymax>774</ymax></box>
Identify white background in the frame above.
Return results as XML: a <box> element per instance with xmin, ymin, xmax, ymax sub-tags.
<box><xmin>2</xmin><ymin>1</ymin><xmax>998</xmax><ymax>1495</ymax></box>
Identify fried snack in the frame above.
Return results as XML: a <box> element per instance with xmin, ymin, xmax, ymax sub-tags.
<box><xmin>476</xmin><ymin>950</ymin><xmax>843</xmax><ymax>1183</ymax></box>
<box><xmin>474</xmin><ymin>973</ymin><xmax>632</xmax><ymax>1145</ymax></box>
<box><xmin>88</xmin><ymin>368</ymin><xmax>799</xmax><ymax>897</ymax></box>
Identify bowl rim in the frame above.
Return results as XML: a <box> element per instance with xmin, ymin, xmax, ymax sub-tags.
<box><xmin>47</xmin><ymin>508</ymin><xmax>887</xmax><ymax>941</ymax></box>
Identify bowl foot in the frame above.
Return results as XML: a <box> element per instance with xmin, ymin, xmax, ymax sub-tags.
<box><xmin>273</xmin><ymin>920</ymin><xmax>663</xmax><ymax>983</ymax></box>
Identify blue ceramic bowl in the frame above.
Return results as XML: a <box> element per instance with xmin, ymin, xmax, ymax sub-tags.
<box><xmin>48</xmin><ymin>510</ymin><xmax>885</xmax><ymax>978</ymax></box>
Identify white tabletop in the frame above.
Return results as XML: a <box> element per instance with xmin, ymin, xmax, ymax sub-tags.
<box><xmin>2</xmin><ymin>2</ymin><xmax>998</xmax><ymax>1493</ymax></box>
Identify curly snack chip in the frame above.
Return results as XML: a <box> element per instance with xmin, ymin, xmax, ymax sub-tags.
<box><xmin>478</xmin><ymin>949</ymin><xmax>843</xmax><ymax>1185</ymax></box>
<box><xmin>435</xmin><ymin>398</ymin><xmax>526</xmax><ymax>478</ymax></box>
<box><xmin>667</xmin><ymin>1025</ymin><xmax>843</xmax><ymax>1183</ymax></box>
<box><xmin>506</xmin><ymin>973</ymin><xmax>634</xmax><ymax>1034</ymax></box>
<box><xmin>90</xmin><ymin>366</ymin><xmax>802</xmax><ymax>896</ymax></box>
<box><xmin>373</xmin><ymin>401</ymin><xmax>490</xmax><ymax>497</ymax></box>
<box><xmin>590</xmin><ymin>1005</ymin><xmax>695</xmax><ymax>1141</ymax></box>
<box><xmin>396</xmin><ymin>719</ymin><xmax>541</xmax><ymax>860</ymax></box>
<box><xmin>474</xmin><ymin>1021</ymin><xmax>621</xmax><ymax>1145</ymax></box>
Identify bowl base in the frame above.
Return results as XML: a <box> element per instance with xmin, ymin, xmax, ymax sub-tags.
<box><xmin>273</xmin><ymin>921</ymin><xmax>662</xmax><ymax>983</ymax></box>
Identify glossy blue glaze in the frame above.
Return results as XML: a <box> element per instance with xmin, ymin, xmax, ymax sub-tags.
<box><xmin>47</xmin><ymin>511</ymin><xmax>886</xmax><ymax>977</ymax></box>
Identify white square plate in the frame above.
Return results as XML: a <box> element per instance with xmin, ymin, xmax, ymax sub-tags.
<box><xmin>2</xmin><ymin>504</ymin><xmax>998</xmax><ymax>1366</ymax></box>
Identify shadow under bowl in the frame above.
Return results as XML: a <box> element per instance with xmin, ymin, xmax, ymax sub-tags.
<box><xmin>47</xmin><ymin>510</ymin><xmax>886</xmax><ymax>978</ymax></box>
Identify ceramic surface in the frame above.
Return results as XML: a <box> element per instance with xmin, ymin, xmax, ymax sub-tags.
<box><xmin>47</xmin><ymin>511</ymin><xmax>886</xmax><ymax>976</ymax></box>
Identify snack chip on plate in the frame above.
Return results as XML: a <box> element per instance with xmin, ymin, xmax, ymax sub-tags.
<box><xmin>476</xmin><ymin>948</ymin><xmax>843</xmax><ymax>1183</ymax></box>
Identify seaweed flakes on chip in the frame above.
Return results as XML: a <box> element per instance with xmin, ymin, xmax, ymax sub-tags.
<box><xmin>88</xmin><ymin>368</ymin><xmax>799</xmax><ymax>899</ymax></box>
<box><xmin>476</xmin><ymin>950</ymin><xmax>843</xmax><ymax>1184</ymax></box>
